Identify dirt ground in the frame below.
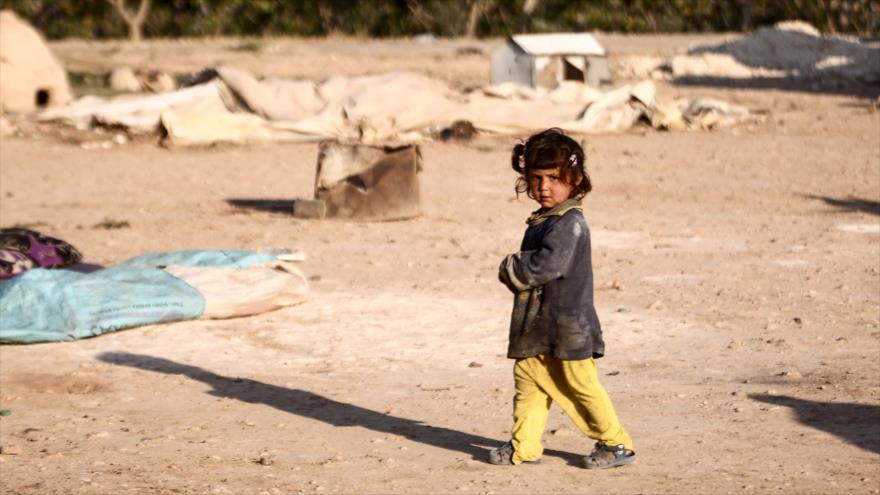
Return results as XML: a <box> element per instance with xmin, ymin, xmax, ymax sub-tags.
<box><xmin>1</xmin><ymin>37</ymin><xmax>879</xmax><ymax>495</ymax></box>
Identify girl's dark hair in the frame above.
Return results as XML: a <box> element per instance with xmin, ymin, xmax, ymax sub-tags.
<box><xmin>511</xmin><ymin>128</ymin><xmax>592</xmax><ymax>200</ymax></box>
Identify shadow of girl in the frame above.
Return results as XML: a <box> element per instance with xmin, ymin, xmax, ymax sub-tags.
<box><xmin>97</xmin><ymin>351</ymin><xmax>581</xmax><ymax>464</ymax></box>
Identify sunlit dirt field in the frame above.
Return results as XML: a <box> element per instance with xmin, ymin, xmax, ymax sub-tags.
<box><xmin>1</xmin><ymin>36</ymin><xmax>878</xmax><ymax>494</ymax></box>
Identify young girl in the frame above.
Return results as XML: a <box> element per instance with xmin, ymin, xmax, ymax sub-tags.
<box><xmin>490</xmin><ymin>128</ymin><xmax>635</xmax><ymax>469</ymax></box>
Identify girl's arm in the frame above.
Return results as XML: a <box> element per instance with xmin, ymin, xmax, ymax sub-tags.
<box><xmin>500</xmin><ymin>215</ymin><xmax>583</xmax><ymax>291</ymax></box>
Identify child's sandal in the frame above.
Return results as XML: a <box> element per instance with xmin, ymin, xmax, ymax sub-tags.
<box><xmin>488</xmin><ymin>441</ymin><xmax>541</xmax><ymax>465</ymax></box>
<box><xmin>582</xmin><ymin>442</ymin><xmax>636</xmax><ymax>469</ymax></box>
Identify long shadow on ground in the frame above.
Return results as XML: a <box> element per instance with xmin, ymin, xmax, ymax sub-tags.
<box><xmin>750</xmin><ymin>394</ymin><xmax>880</xmax><ymax>454</ymax></box>
<box><xmin>226</xmin><ymin>198</ymin><xmax>294</xmax><ymax>215</ymax></box>
<box><xmin>672</xmin><ymin>76</ymin><xmax>880</xmax><ymax>99</ymax></box>
<box><xmin>802</xmin><ymin>194</ymin><xmax>880</xmax><ymax>216</ymax></box>
<box><xmin>97</xmin><ymin>352</ymin><xmax>582</xmax><ymax>464</ymax></box>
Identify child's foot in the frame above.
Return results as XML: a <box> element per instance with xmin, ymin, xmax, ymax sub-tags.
<box><xmin>582</xmin><ymin>442</ymin><xmax>636</xmax><ymax>469</ymax></box>
<box><xmin>488</xmin><ymin>441</ymin><xmax>541</xmax><ymax>465</ymax></box>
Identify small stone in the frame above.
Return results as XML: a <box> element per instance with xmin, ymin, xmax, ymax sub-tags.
<box><xmin>108</xmin><ymin>68</ymin><xmax>141</xmax><ymax>92</ymax></box>
<box><xmin>468</xmin><ymin>362</ymin><xmax>483</xmax><ymax>368</ymax></box>
<box><xmin>647</xmin><ymin>300</ymin><xmax>664</xmax><ymax>310</ymax></box>
<box><xmin>1</xmin><ymin>444</ymin><xmax>21</xmax><ymax>455</ymax></box>
<box><xmin>258</xmin><ymin>454</ymin><xmax>275</xmax><ymax>466</ymax></box>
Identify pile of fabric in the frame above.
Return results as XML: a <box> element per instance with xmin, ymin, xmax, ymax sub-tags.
<box><xmin>37</xmin><ymin>67</ymin><xmax>754</xmax><ymax>147</ymax></box>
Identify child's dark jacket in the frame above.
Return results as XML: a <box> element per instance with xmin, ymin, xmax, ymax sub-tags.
<box><xmin>498</xmin><ymin>199</ymin><xmax>604</xmax><ymax>360</ymax></box>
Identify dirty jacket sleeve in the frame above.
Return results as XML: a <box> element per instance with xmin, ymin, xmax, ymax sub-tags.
<box><xmin>502</xmin><ymin>219</ymin><xmax>579</xmax><ymax>290</ymax></box>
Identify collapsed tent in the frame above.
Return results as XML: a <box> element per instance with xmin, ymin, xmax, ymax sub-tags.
<box><xmin>0</xmin><ymin>249</ymin><xmax>309</xmax><ymax>344</ymax></box>
<box><xmin>38</xmin><ymin>66</ymin><xmax>754</xmax><ymax>146</ymax></box>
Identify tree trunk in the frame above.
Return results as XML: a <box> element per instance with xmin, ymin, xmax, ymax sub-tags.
<box><xmin>740</xmin><ymin>0</ymin><xmax>753</xmax><ymax>31</ymax></box>
<box><xmin>519</xmin><ymin>0</ymin><xmax>539</xmax><ymax>32</ymax></box>
<box><xmin>129</xmin><ymin>21</ymin><xmax>141</xmax><ymax>42</ymax></box>
<box><xmin>466</xmin><ymin>0</ymin><xmax>491</xmax><ymax>38</ymax></box>
<box><xmin>318</xmin><ymin>4</ymin><xmax>338</xmax><ymax>35</ymax></box>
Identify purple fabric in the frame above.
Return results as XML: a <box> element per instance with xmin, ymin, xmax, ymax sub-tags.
<box><xmin>25</xmin><ymin>234</ymin><xmax>67</xmax><ymax>267</ymax></box>
<box><xmin>0</xmin><ymin>229</ymin><xmax>82</xmax><ymax>280</ymax></box>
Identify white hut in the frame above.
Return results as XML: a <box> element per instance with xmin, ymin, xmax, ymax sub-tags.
<box><xmin>491</xmin><ymin>33</ymin><xmax>612</xmax><ymax>90</ymax></box>
<box><xmin>0</xmin><ymin>10</ymin><xmax>72</xmax><ymax>114</ymax></box>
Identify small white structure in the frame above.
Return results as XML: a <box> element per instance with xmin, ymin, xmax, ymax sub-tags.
<box><xmin>0</xmin><ymin>10</ymin><xmax>72</xmax><ymax>113</ymax></box>
<box><xmin>491</xmin><ymin>33</ymin><xmax>612</xmax><ymax>90</ymax></box>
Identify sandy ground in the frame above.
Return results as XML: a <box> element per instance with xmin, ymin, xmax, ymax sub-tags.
<box><xmin>1</xmin><ymin>37</ymin><xmax>879</xmax><ymax>494</ymax></box>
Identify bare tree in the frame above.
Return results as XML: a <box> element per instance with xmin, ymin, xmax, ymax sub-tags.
<box><xmin>107</xmin><ymin>0</ymin><xmax>151</xmax><ymax>42</ymax></box>
<box><xmin>466</xmin><ymin>0</ymin><xmax>494</xmax><ymax>38</ymax></box>
<box><xmin>406</xmin><ymin>0</ymin><xmax>435</xmax><ymax>31</ymax></box>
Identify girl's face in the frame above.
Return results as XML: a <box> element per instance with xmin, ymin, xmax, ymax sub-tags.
<box><xmin>528</xmin><ymin>167</ymin><xmax>573</xmax><ymax>209</ymax></box>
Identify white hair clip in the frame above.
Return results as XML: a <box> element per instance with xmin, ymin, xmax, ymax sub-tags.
<box><xmin>568</xmin><ymin>154</ymin><xmax>578</xmax><ymax>167</ymax></box>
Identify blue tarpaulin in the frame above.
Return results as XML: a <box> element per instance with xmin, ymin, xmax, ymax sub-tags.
<box><xmin>0</xmin><ymin>250</ymin><xmax>276</xmax><ymax>344</ymax></box>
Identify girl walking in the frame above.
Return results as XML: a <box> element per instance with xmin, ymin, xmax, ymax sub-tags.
<box><xmin>491</xmin><ymin>128</ymin><xmax>635</xmax><ymax>469</ymax></box>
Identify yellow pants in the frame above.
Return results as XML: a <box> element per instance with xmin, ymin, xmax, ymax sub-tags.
<box><xmin>510</xmin><ymin>354</ymin><xmax>632</xmax><ymax>464</ymax></box>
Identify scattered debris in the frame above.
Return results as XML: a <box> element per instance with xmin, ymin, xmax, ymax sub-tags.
<box><xmin>313</xmin><ymin>142</ymin><xmax>422</xmax><ymax>221</ymax></box>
